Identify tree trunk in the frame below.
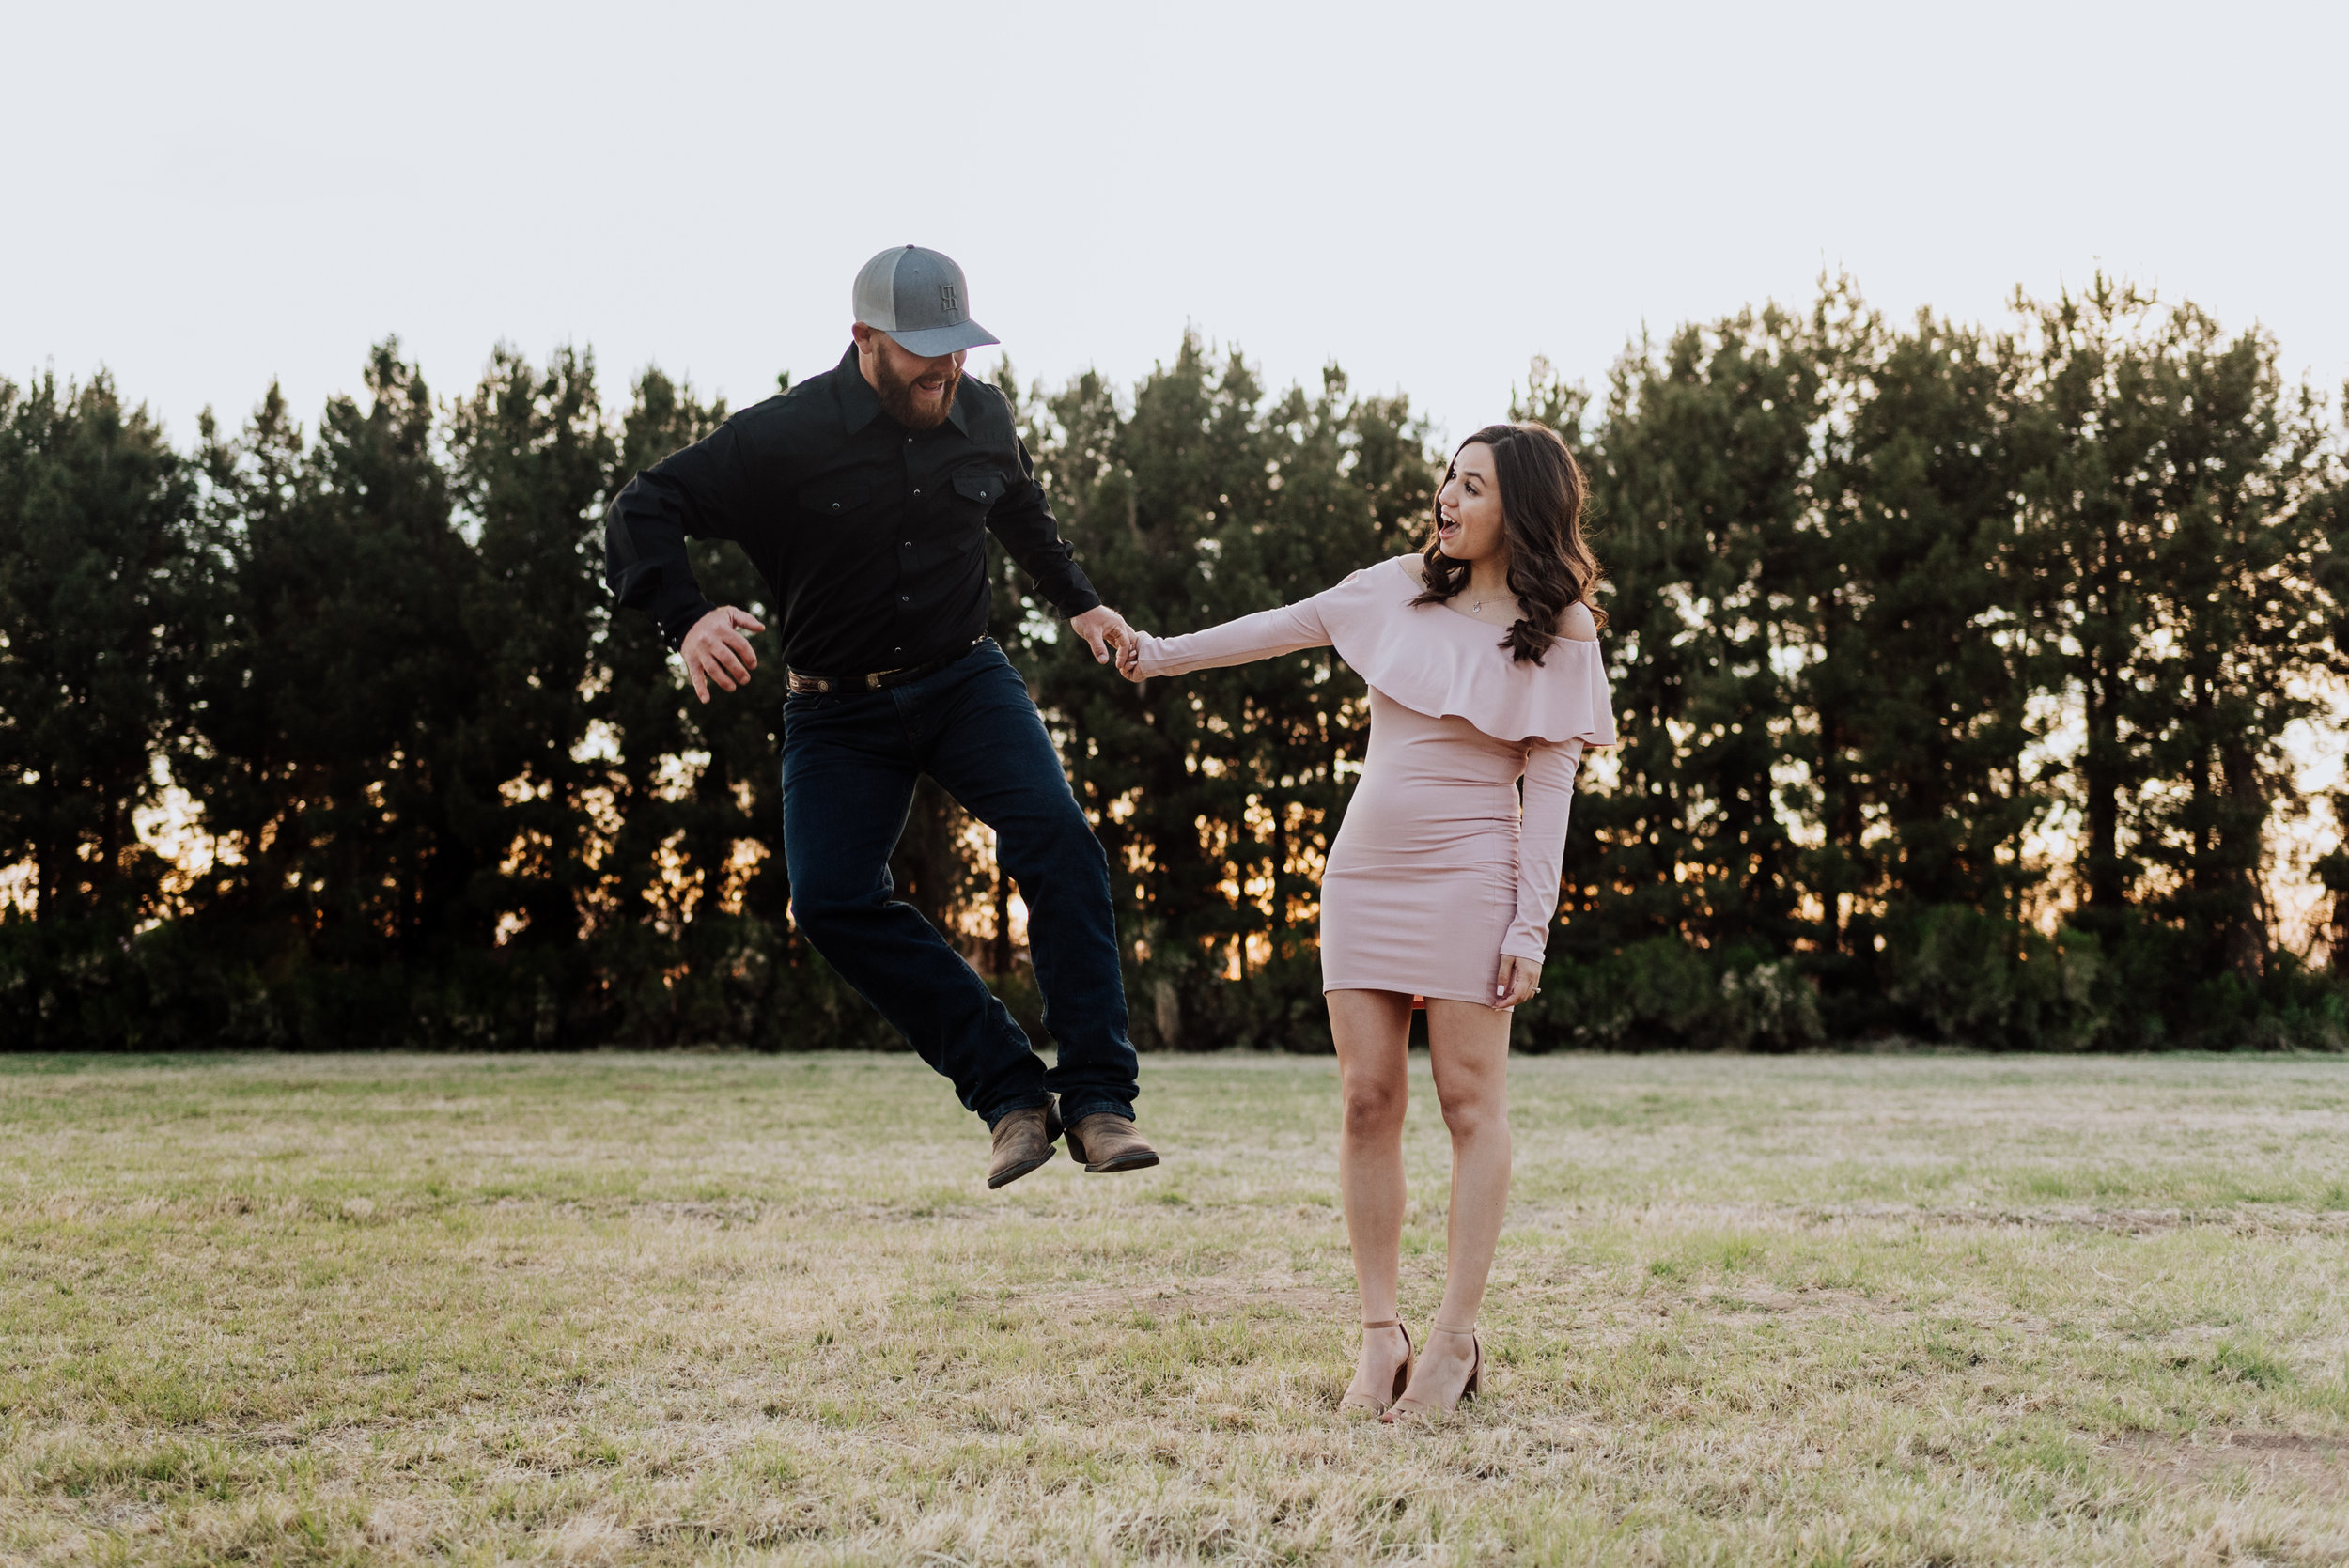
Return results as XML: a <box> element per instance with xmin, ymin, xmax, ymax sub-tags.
<box><xmin>2081</xmin><ymin>660</ymin><xmax>2126</xmax><ymax>915</ymax></box>
<box><xmin>887</xmin><ymin>776</ymin><xmax>965</xmax><ymax>946</ymax></box>
<box><xmin>1271</xmin><ymin>800</ymin><xmax>1290</xmax><ymax>962</ymax></box>
<box><xmin>2217</xmin><ymin>737</ymin><xmax>2267</xmax><ymax>981</ymax></box>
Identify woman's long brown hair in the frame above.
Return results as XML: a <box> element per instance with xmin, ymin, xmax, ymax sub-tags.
<box><xmin>1414</xmin><ymin>420</ymin><xmax>1604</xmax><ymax>663</ymax></box>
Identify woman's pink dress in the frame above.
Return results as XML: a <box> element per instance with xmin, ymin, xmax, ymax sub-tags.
<box><xmin>1128</xmin><ymin>556</ymin><xmax>1617</xmax><ymax>1007</ymax></box>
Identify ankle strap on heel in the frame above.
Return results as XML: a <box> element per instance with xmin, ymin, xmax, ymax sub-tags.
<box><xmin>1428</xmin><ymin>1321</ymin><xmax>1477</xmax><ymax>1337</ymax></box>
<box><xmin>1361</xmin><ymin>1318</ymin><xmax>1402</xmax><ymax>1330</ymax></box>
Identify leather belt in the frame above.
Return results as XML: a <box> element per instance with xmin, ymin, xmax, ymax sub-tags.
<box><xmin>786</xmin><ymin>637</ymin><xmax>984</xmax><ymax>695</ymax></box>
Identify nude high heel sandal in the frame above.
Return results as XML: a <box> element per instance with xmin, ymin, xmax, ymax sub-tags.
<box><xmin>1382</xmin><ymin>1321</ymin><xmax>1479</xmax><ymax>1423</ymax></box>
<box><xmin>1338</xmin><ymin>1320</ymin><xmax>1413</xmax><ymax>1418</ymax></box>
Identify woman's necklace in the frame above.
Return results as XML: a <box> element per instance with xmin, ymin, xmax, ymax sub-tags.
<box><xmin>1458</xmin><ymin>561</ymin><xmax>1510</xmax><ymax>619</ymax></box>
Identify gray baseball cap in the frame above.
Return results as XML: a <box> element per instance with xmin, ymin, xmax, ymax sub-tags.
<box><xmin>852</xmin><ymin>244</ymin><xmax>1000</xmax><ymax>357</ymax></box>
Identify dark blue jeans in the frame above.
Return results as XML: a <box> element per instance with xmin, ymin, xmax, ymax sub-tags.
<box><xmin>780</xmin><ymin>639</ymin><xmax>1138</xmax><ymax>1127</ymax></box>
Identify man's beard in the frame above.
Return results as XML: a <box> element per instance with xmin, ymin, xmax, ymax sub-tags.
<box><xmin>874</xmin><ymin>354</ymin><xmax>960</xmax><ymax>430</ymax></box>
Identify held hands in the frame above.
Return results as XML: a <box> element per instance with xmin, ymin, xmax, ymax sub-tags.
<box><xmin>1103</xmin><ymin>614</ymin><xmax>1150</xmax><ymax>683</ymax></box>
<box><xmin>681</xmin><ymin>606</ymin><xmax>766</xmax><ymax>704</ymax></box>
<box><xmin>1070</xmin><ymin>605</ymin><xmax>1138</xmax><ymax>668</ymax></box>
<box><xmin>1493</xmin><ymin>955</ymin><xmax>1541</xmax><ymax>1011</ymax></box>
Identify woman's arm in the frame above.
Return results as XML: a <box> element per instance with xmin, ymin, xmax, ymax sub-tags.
<box><xmin>1501</xmin><ymin>737</ymin><xmax>1586</xmax><ymax>964</ymax></box>
<box><xmin>1121</xmin><ymin>593</ymin><xmax>1336</xmax><ymax>679</ymax></box>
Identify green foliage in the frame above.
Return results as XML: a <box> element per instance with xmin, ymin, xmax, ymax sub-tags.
<box><xmin>1522</xmin><ymin>940</ymin><xmax>1825</xmax><ymax>1052</ymax></box>
<box><xmin>0</xmin><ymin>373</ymin><xmax>215</xmax><ymax>1046</ymax></box>
<box><xmin>1869</xmin><ymin>907</ymin><xmax>2106</xmax><ymax>1052</ymax></box>
<box><xmin>3</xmin><ymin>277</ymin><xmax>2346</xmax><ymax>1050</ymax></box>
<box><xmin>1534</xmin><ymin>276</ymin><xmax>2347</xmax><ymax>1051</ymax></box>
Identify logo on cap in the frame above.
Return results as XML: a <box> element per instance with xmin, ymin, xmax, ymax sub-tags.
<box><xmin>940</xmin><ymin>284</ymin><xmax>958</xmax><ymax>315</ymax></box>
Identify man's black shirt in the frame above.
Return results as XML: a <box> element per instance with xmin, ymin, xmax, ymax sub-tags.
<box><xmin>604</xmin><ymin>343</ymin><xmax>1100</xmax><ymax>675</ymax></box>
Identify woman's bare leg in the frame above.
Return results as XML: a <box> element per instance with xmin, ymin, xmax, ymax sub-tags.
<box><xmin>1328</xmin><ymin>988</ymin><xmax>1414</xmax><ymax>1407</ymax></box>
<box><xmin>1390</xmin><ymin>996</ymin><xmax>1512</xmax><ymax>1412</ymax></box>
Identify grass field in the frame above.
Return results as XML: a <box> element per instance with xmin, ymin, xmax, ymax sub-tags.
<box><xmin>5</xmin><ymin>1051</ymin><xmax>2348</xmax><ymax>1566</ymax></box>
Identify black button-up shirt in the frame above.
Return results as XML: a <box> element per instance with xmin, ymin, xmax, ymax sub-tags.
<box><xmin>603</xmin><ymin>343</ymin><xmax>1100</xmax><ymax>675</ymax></box>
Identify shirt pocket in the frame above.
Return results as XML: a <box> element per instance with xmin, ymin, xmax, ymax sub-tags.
<box><xmin>797</xmin><ymin>475</ymin><xmax>872</xmax><ymax>517</ymax></box>
<box><xmin>950</xmin><ymin>467</ymin><xmax>1006</xmax><ymax>512</ymax></box>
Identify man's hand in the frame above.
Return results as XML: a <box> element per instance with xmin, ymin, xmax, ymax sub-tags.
<box><xmin>1493</xmin><ymin>954</ymin><xmax>1542</xmax><ymax>1011</ymax></box>
<box><xmin>681</xmin><ymin>606</ymin><xmax>766</xmax><ymax>705</ymax></box>
<box><xmin>1069</xmin><ymin>605</ymin><xmax>1136</xmax><ymax>666</ymax></box>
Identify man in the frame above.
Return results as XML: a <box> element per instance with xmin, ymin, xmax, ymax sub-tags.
<box><xmin>604</xmin><ymin>244</ymin><xmax>1156</xmax><ymax>1188</ymax></box>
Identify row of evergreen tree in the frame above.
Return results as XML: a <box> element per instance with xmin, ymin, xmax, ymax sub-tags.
<box><xmin>4</xmin><ymin>279</ymin><xmax>2344</xmax><ymax>1050</ymax></box>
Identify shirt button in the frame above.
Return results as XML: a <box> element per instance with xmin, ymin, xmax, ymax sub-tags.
<box><xmin>830</xmin><ymin>502</ymin><xmax>842</xmax><ymax>513</ymax></box>
<box><xmin>901</xmin><ymin>540</ymin><xmax>912</xmax><ymax>549</ymax></box>
<box><xmin>912</xmin><ymin>489</ymin><xmax>922</xmax><ymax>498</ymax></box>
<box><xmin>899</xmin><ymin>593</ymin><xmax>910</xmax><ymax>602</ymax></box>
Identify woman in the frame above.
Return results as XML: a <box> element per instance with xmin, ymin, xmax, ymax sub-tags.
<box><xmin>1116</xmin><ymin>420</ymin><xmax>1614</xmax><ymax>1422</ymax></box>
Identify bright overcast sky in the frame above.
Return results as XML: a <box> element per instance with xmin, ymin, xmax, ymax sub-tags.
<box><xmin>10</xmin><ymin>0</ymin><xmax>2344</xmax><ymax>453</ymax></box>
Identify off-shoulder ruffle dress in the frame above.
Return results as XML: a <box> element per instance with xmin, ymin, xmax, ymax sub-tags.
<box><xmin>1129</xmin><ymin>556</ymin><xmax>1617</xmax><ymax>1008</ymax></box>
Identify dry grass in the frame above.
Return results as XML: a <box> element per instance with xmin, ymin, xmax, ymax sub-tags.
<box><xmin>4</xmin><ymin>1050</ymin><xmax>2348</xmax><ymax>1565</ymax></box>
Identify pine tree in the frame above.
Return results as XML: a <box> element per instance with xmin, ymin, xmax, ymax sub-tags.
<box><xmin>2106</xmin><ymin>306</ymin><xmax>2331</xmax><ymax>987</ymax></box>
<box><xmin>0</xmin><ymin>373</ymin><xmax>211</xmax><ymax>1045</ymax></box>
<box><xmin>194</xmin><ymin>343</ymin><xmax>484</xmax><ymax>1044</ymax></box>
<box><xmin>1576</xmin><ymin>305</ymin><xmax>1828</xmax><ymax>959</ymax></box>
<box><xmin>1811</xmin><ymin>306</ymin><xmax>2053</xmax><ymax>935</ymax></box>
<box><xmin>449</xmin><ymin>344</ymin><xmax>618</xmax><ymax>1040</ymax></box>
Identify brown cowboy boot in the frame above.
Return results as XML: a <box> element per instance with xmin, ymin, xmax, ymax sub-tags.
<box><xmin>986</xmin><ymin>1101</ymin><xmax>1063</xmax><ymax>1190</ymax></box>
<box><xmin>1064</xmin><ymin>1112</ymin><xmax>1159</xmax><ymax>1173</ymax></box>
